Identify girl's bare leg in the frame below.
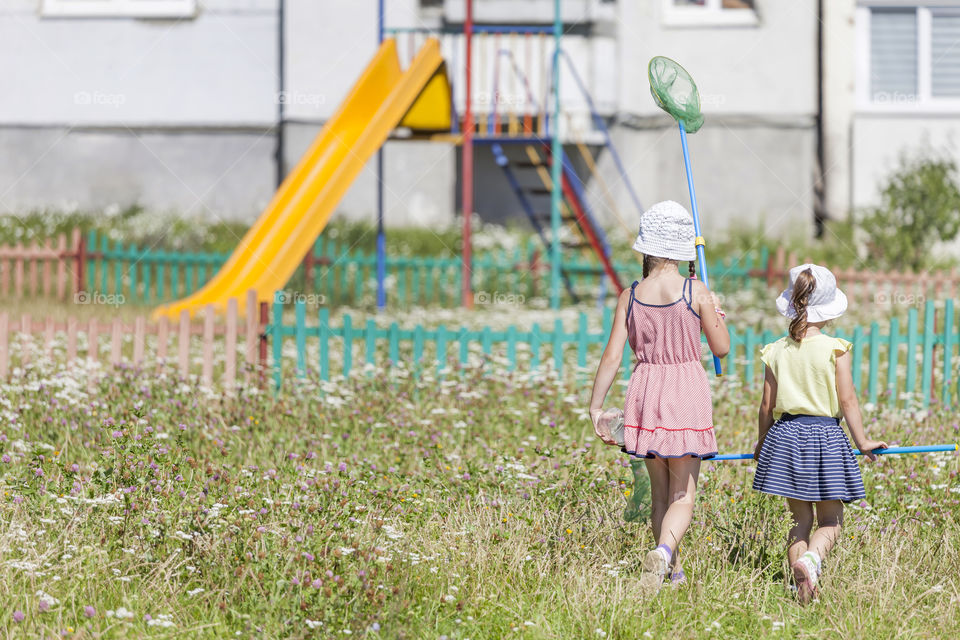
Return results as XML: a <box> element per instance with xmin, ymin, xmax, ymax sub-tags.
<box><xmin>809</xmin><ymin>500</ymin><xmax>843</xmax><ymax>561</ymax></box>
<box><xmin>644</xmin><ymin>457</ymin><xmax>670</xmax><ymax>546</ymax></box>
<box><xmin>786</xmin><ymin>498</ymin><xmax>814</xmax><ymax>566</ymax></box>
<box><xmin>656</xmin><ymin>456</ymin><xmax>701</xmax><ymax>551</ymax></box>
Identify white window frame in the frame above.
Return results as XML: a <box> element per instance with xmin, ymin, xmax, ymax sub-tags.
<box><xmin>41</xmin><ymin>0</ymin><xmax>198</xmax><ymax>18</ymax></box>
<box><xmin>857</xmin><ymin>3</ymin><xmax>960</xmax><ymax>113</ymax></box>
<box><xmin>661</xmin><ymin>0</ymin><xmax>759</xmax><ymax>28</ymax></box>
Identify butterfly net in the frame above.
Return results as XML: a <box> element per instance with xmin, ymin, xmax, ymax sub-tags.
<box><xmin>648</xmin><ymin>56</ymin><xmax>703</xmax><ymax>134</ymax></box>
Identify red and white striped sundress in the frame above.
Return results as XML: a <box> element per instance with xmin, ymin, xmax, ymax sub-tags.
<box><xmin>622</xmin><ymin>278</ymin><xmax>717</xmax><ymax>459</ymax></box>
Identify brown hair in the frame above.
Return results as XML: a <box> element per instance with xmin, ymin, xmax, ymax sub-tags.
<box><xmin>788</xmin><ymin>268</ymin><xmax>817</xmax><ymax>342</ymax></box>
<box><xmin>641</xmin><ymin>255</ymin><xmax>696</xmax><ymax>279</ymax></box>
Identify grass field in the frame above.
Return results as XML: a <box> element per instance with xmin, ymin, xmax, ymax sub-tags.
<box><xmin>1</xmin><ymin>350</ymin><xmax>958</xmax><ymax>640</ymax></box>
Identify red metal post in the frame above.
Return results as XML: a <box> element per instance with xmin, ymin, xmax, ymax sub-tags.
<box><xmin>461</xmin><ymin>0</ymin><xmax>474</xmax><ymax>308</ymax></box>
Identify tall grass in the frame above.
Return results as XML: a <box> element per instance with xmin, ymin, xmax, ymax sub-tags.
<box><xmin>0</xmin><ymin>351</ymin><xmax>957</xmax><ymax>638</ymax></box>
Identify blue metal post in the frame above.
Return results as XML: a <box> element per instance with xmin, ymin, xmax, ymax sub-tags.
<box><xmin>678</xmin><ymin>120</ymin><xmax>722</xmax><ymax>375</ymax></box>
<box><xmin>376</xmin><ymin>0</ymin><xmax>386</xmax><ymax>310</ymax></box>
<box><xmin>549</xmin><ymin>0</ymin><xmax>562</xmax><ymax>309</ymax></box>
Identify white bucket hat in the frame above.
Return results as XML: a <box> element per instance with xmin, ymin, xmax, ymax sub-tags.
<box><xmin>776</xmin><ymin>263</ymin><xmax>848</xmax><ymax>322</ymax></box>
<box><xmin>631</xmin><ymin>200</ymin><xmax>697</xmax><ymax>261</ymax></box>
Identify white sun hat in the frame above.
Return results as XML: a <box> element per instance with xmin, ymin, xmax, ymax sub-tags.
<box><xmin>631</xmin><ymin>200</ymin><xmax>697</xmax><ymax>261</ymax></box>
<box><xmin>776</xmin><ymin>263</ymin><xmax>848</xmax><ymax>322</ymax></box>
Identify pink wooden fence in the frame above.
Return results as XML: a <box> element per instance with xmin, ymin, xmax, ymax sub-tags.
<box><xmin>0</xmin><ymin>290</ymin><xmax>269</xmax><ymax>389</ymax></box>
<box><xmin>0</xmin><ymin>229</ymin><xmax>84</xmax><ymax>301</ymax></box>
<box><xmin>748</xmin><ymin>247</ymin><xmax>959</xmax><ymax>304</ymax></box>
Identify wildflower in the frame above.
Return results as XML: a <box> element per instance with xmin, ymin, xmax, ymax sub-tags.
<box><xmin>13</xmin><ymin>611</ymin><xmax>25</xmax><ymax>623</ymax></box>
<box><xmin>84</xmin><ymin>605</ymin><xmax>96</xmax><ymax>618</ymax></box>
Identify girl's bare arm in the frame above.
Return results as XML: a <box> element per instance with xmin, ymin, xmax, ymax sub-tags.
<box><xmin>836</xmin><ymin>350</ymin><xmax>887</xmax><ymax>461</ymax></box>
<box><xmin>692</xmin><ymin>280</ymin><xmax>730</xmax><ymax>358</ymax></box>
<box><xmin>756</xmin><ymin>365</ymin><xmax>777</xmax><ymax>458</ymax></box>
<box><xmin>589</xmin><ymin>289</ymin><xmax>631</xmax><ymax>443</ymax></box>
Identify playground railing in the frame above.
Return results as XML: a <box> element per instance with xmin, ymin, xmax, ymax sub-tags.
<box><xmin>1</xmin><ymin>288</ymin><xmax>957</xmax><ymax>409</ymax></box>
<box><xmin>0</xmin><ymin>229</ymin><xmax>762</xmax><ymax>307</ymax></box>
<box><xmin>2</xmin><ymin>229</ymin><xmax>958</xmax><ymax>310</ymax></box>
<box><xmin>268</xmin><ymin>297</ymin><xmax>958</xmax><ymax>409</ymax></box>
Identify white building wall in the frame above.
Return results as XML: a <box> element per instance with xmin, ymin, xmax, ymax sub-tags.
<box><xmin>14</xmin><ymin>0</ymin><xmax>943</xmax><ymax>239</ymax></box>
<box><xmin>282</xmin><ymin>0</ymin><xmax>455</xmax><ymax>227</ymax></box>
<box><xmin>600</xmin><ymin>0</ymin><xmax>819</xmax><ymax>240</ymax></box>
<box><xmin>0</xmin><ymin>0</ymin><xmax>279</xmax><ymax>126</ymax></box>
<box><xmin>0</xmin><ymin>0</ymin><xmax>280</xmax><ymax>219</ymax></box>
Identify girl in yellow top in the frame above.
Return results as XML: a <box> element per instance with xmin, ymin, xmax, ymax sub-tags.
<box><xmin>753</xmin><ymin>264</ymin><xmax>887</xmax><ymax>604</ymax></box>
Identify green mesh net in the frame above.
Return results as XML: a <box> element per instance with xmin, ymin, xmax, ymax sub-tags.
<box><xmin>648</xmin><ymin>56</ymin><xmax>704</xmax><ymax>134</ymax></box>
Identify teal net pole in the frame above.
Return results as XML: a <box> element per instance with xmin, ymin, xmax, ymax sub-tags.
<box><xmin>713</xmin><ymin>444</ymin><xmax>958</xmax><ymax>461</ymax></box>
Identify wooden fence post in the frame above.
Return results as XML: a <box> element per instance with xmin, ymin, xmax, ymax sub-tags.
<box><xmin>73</xmin><ymin>227</ymin><xmax>86</xmax><ymax>300</ymax></box>
<box><xmin>133</xmin><ymin>316</ymin><xmax>145</xmax><ymax>365</ymax></box>
<box><xmin>20</xmin><ymin>313</ymin><xmax>31</xmax><ymax>365</ymax></box>
<box><xmin>258</xmin><ymin>301</ymin><xmax>270</xmax><ymax>388</ymax></box>
<box><xmin>67</xmin><ymin>316</ymin><xmax>78</xmax><ymax>363</ymax></box>
<box><xmin>178</xmin><ymin>310</ymin><xmax>190</xmax><ymax>379</ymax></box>
<box><xmin>157</xmin><ymin>316</ymin><xmax>169</xmax><ymax>365</ymax></box>
<box><xmin>110</xmin><ymin>318</ymin><xmax>122</xmax><ymax>366</ymax></box>
<box><xmin>272</xmin><ymin>300</ymin><xmax>284</xmax><ymax>390</ymax></box>
<box><xmin>202</xmin><ymin>304</ymin><xmax>214</xmax><ymax>386</ymax></box>
<box><xmin>245</xmin><ymin>290</ymin><xmax>258</xmax><ymax>382</ymax></box>
<box><xmin>943</xmin><ymin>299</ymin><xmax>955</xmax><ymax>407</ymax></box>
<box><xmin>319</xmin><ymin>307</ymin><xmax>330</xmax><ymax>381</ymax></box>
<box><xmin>0</xmin><ymin>312</ymin><xmax>7</xmax><ymax>378</ymax></box>
<box><xmin>225</xmin><ymin>297</ymin><xmax>237</xmax><ymax>390</ymax></box>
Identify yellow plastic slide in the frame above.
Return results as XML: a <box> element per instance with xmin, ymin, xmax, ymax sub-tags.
<box><xmin>152</xmin><ymin>38</ymin><xmax>447</xmax><ymax>320</ymax></box>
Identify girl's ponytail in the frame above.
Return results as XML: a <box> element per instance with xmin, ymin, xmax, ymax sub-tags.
<box><xmin>789</xmin><ymin>268</ymin><xmax>817</xmax><ymax>342</ymax></box>
<box><xmin>643</xmin><ymin>254</ymin><xmax>650</xmax><ymax>279</ymax></box>
<box><xmin>688</xmin><ymin>260</ymin><xmax>696</xmax><ymax>279</ymax></box>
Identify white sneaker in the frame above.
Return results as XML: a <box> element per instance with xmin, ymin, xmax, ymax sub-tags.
<box><xmin>639</xmin><ymin>548</ymin><xmax>669</xmax><ymax>596</ymax></box>
<box><xmin>791</xmin><ymin>554</ymin><xmax>820</xmax><ymax>604</ymax></box>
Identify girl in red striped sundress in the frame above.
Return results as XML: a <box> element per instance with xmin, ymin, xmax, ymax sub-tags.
<box><xmin>589</xmin><ymin>200</ymin><xmax>729</xmax><ymax>595</ymax></box>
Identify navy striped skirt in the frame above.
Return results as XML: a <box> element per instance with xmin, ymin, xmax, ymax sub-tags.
<box><xmin>752</xmin><ymin>414</ymin><xmax>866</xmax><ymax>503</ymax></box>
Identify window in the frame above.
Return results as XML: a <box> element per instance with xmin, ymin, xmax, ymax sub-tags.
<box><xmin>932</xmin><ymin>10</ymin><xmax>960</xmax><ymax>97</ymax></box>
<box><xmin>663</xmin><ymin>0</ymin><xmax>758</xmax><ymax>27</ymax></box>
<box><xmin>41</xmin><ymin>0</ymin><xmax>197</xmax><ymax>18</ymax></box>
<box><xmin>859</xmin><ymin>4</ymin><xmax>960</xmax><ymax>109</ymax></box>
<box><xmin>869</xmin><ymin>9</ymin><xmax>917</xmax><ymax>102</ymax></box>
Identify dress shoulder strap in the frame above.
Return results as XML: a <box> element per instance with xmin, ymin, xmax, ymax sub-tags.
<box><xmin>682</xmin><ymin>277</ymin><xmax>700</xmax><ymax>318</ymax></box>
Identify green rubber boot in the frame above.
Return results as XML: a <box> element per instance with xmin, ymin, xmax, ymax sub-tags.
<box><xmin>623</xmin><ymin>458</ymin><xmax>651</xmax><ymax>523</ymax></box>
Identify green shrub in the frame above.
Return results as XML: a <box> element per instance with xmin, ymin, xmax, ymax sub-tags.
<box><xmin>861</xmin><ymin>155</ymin><xmax>960</xmax><ymax>272</ymax></box>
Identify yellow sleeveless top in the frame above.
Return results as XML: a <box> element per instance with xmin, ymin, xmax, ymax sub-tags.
<box><xmin>759</xmin><ymin>334</ymin><xmax>853</xmax><ymax>419</ymax></box>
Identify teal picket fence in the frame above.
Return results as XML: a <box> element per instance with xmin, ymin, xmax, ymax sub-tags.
<box><xmin>81</xmin><ymin>229</ymin><xmax>767</xmax><ymax>307</ymax></box>
<box><xmin>84</xmin><ymin>230</ymin><xmax>229</xmax><ymax>304</ymax></box>
<box><xmin>268</xmin><ymin>298</ymin><xmax>958</xmax><ymax>409</ymax></box>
